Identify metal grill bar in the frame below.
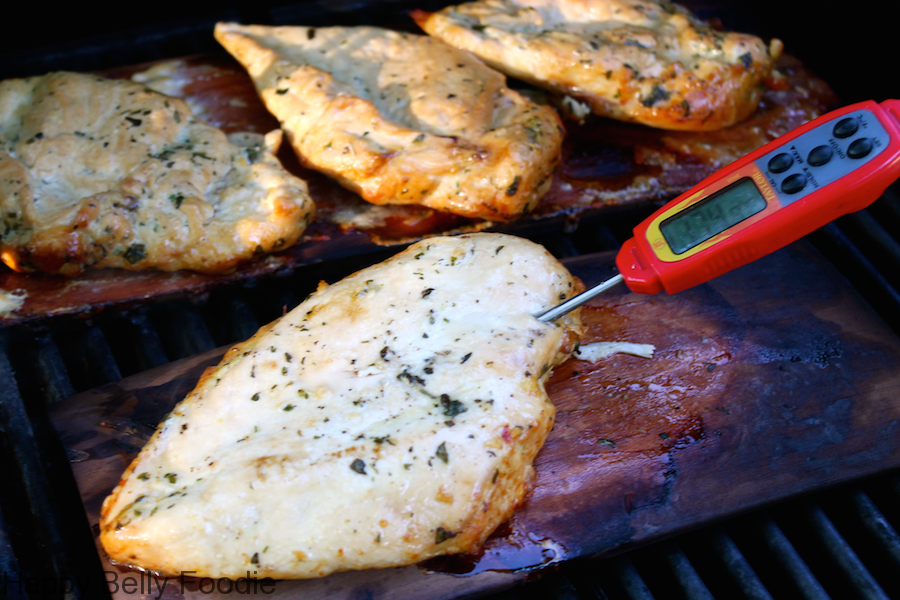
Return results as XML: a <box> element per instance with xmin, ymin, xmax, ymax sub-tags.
<box><xmin>29</xmin><ymin>335</ymin><xmax>76</xmax><ymax>406</ymax></box>
<box><xmin>0</xmin><ymin>505</ymin><xmax>25</xmax><ymax>600</ymax></box>
<box><xmin>610</xmin><ymin>556</ymin><xmax>656</xmax><ymax>600</ymax></box>
<box><xmin>840</xmin><ymin>211</ymin><xmax>900</xmax><ymax>284</ymax></box>
<box><xmin>529</xmin><ymin>572</ymin><xmax>583</xmax><ymax>600</ymax></box>
<box><xmin>202</xmin><ymin>295</ymin><xmax>262</xmax><ymax>347</ymax></box>
<box><xmin>707</xmin><ymin>527</ymin><xmax>773</xmax><ymax>600</ymax></box>
<box><xmin>755</xmin><ymin>513</ymin><xmax>831</xmax><ymax>600</ymax></box>
<box><xmin>55</xmin><ymin>326</ymin><xmax>122</xmax><ymax>392</ymax></box>
<box><xmin>868</xmin><ymin>187</ymin><xmax>900</xmax><ymax>232</ymax></box>
<box><xmin>849</xmin><ymin>489</ymin><xmax>900</xmax><ymax>574</ymax></box>
<box><xmin>149</xmin><ymin>300</ymin><xmax>217</xmax><ymax>361</ymax></box>
<box><xmin>101</xmin><ymin>311</ymin><xmax>171</xmax><ymax>376</ymax></box>
<box><xmin>803</xmin><ymin>502</ymin><xmax>890</xmax><ymax>600</ymax></box>
<box><xmin>0</xmin><ymin>346</ymin><xmax>83</xmax><ymax>598</ymax></box>
<box><xmin>662</xmin><ymin>543</ymin><xmax>716</xmax><ymax>600</ymax></box>
<box><xmin>808</xmin><ymin>202</ymin><xmax>900</xmax><ymax>335</ymax></box>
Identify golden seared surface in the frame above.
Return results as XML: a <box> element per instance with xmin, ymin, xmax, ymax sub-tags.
<box><xmin>100</xmin><ymin>233</ymin><xmax>583</xmax><ymax>579</ymax></box>
<box><xmin>0</xmin><ymin>72</ymin><xmax>314</xmax><ymax>275</ymax></box>
<box><xmin>214</xmin><ymin>23</ymin><xmax>564</xmax><ymax>221</ymax></box>
<box><xmin>414</xmin><ymin>0</ymin><xmax>782</xmax><ymax>131</ymax></box>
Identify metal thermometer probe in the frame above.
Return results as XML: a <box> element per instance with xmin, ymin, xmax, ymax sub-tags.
<box><xmin>537</xmin><ymin>274</ymin><xmax>624</xmax><ymax>322</ymax></box>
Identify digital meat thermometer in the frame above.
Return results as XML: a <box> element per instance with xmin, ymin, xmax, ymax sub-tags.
<box><xmin>538</xmin><ymin>99</ymin><xmax>900</xmax><ymax>323</ymax></box>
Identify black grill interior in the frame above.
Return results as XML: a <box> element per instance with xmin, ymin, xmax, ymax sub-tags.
<box><xmin>2</xmin><ymin>2</ymin><xmax>900</xmax><ymax>598</ymax></box>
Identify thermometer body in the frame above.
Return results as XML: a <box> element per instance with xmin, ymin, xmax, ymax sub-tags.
<box><xmin>616</xmin><ymin>99</ymin><xmax>900</xmax><ymax>295</ymax></box>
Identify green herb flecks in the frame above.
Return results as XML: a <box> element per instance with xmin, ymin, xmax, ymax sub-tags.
<box><xmin>505</xmin><ymin>175</ymin><xmax>521</xmax><ymax>196</ymax></box>
<box><xmin>641</xmin><ymin>85</ymin><xmax>671</xmax><ymax>107</ymax></box>
<box><xmin>398</xmin><ymin>370</ymin><xmax>426</xmax><ymax>386</ymax></box>
<box><xmin>122</xmin><ymin>244</ymin><xmax>146</xmax><ymax>264</ymax></box>
<box><xmin>435</xmin><ymin>442</ymin><xmax>449</xmax><ymax>464</ymax></box>
<box><xmin>435</xmin><ymin>527</ymin><xmax>457</xmax><ymax>544</ymax></box>
<box><xmin>440</xmin><ymin>394</ymin><xmax>467</xmax><ymax>418</ymax></box>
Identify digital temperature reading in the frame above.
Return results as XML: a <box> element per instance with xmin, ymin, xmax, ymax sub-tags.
<box><xmin>659</xmin><ymin>178</ymin><xmax>768</xmax><ymax>255</ymax></box>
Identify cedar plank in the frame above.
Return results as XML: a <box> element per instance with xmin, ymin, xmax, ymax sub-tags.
<box><xmin>50</xmin><ymin>241</ymin><xmax>900</xmax><ymax>598</ymax></box>
<box><xmin>1</xmin><ymin>54</ymin><xmax>838</xmax><ymax>326</ymax></box>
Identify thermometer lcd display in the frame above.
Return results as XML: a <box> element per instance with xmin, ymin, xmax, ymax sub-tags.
<box><xmin>660</xmin><ymin>178</ymin><xmax>768</xmax><ymax>255</ymax></box>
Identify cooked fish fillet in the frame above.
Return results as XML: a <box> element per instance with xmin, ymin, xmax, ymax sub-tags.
<box><xmin>414</xmin><ymin>0</ymin><xmax>783</xmax><ymax>131</ymax></box>
<box><xmin>0</xmin><ymin>72</ymin><xmax>314</xmax><ymax>275</ymax></box>
<box><xmin>100</xmin><ymin>232</ymin><xmax>583</xmax><ymax>579</ymax></box>
<box><xmin>214</xmin><ymin>23</ymin><xmax>564</xmax><ymax>221</ymax></box>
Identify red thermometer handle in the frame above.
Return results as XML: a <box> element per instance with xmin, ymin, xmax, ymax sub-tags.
<box><xmin>616</xmin><ymin>100</ymin><xmax>900</xmax><ymax>295</ymax></box>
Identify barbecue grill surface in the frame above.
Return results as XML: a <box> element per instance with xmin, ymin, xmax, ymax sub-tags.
<box><xmin>2</xmin><ymin>1</ymin><xmax>900</xmax><ymax>599</ymax></box>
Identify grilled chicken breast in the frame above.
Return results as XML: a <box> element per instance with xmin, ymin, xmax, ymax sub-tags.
<box><xmin>100</xmin><ymin>233</ymin><xmax>583</xmax><ymax>579</ymax></box>
<box><xmin>414</xmin><ymin>0</ymin><xmax>783</xmax><ymax>131</ymax></box>
<box><xmin>0</xmin><ymin>72</ymin><xmax>314</xmax><ymax>275</ymax></box>
<box><xmin>214</xmin><ymin>23</ymin><xmax>564</xmax><ymax>221</ymax></box>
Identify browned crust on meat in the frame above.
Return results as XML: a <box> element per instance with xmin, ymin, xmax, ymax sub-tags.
<box><xmin>0</xmin><ymin>72</ymin><xmax>314</xmax><ymax>275</ymax></box>
<box><xmin>414</xmin><ymin>0</ymin><xmax>783</xmax><ymax>131</ymax></box>
<box><xmin>214</xmin><ymin>23</ymin><xmax>564</xmax><ymax>221</ymax></box>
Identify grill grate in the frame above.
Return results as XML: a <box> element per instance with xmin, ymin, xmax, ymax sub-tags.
<box><xmin>3</xmin><ymin>191</ymin><xmax>900</xmax><ymax>599</ymax></box>
<box><xmin>2</xmin><ymin>1</ymin><xmax>900</xmax><ymax>597</ymax></box>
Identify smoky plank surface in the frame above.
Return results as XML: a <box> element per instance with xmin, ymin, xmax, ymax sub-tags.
<box><xmin>50</xmin><ymin>239</ymin><xmax>900</xmax><ymax>599</ymax></box>
<box><xmin>1</xmin><ymin>52</ymin><xmax>837</xmax><ymax>326</ymax></box>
